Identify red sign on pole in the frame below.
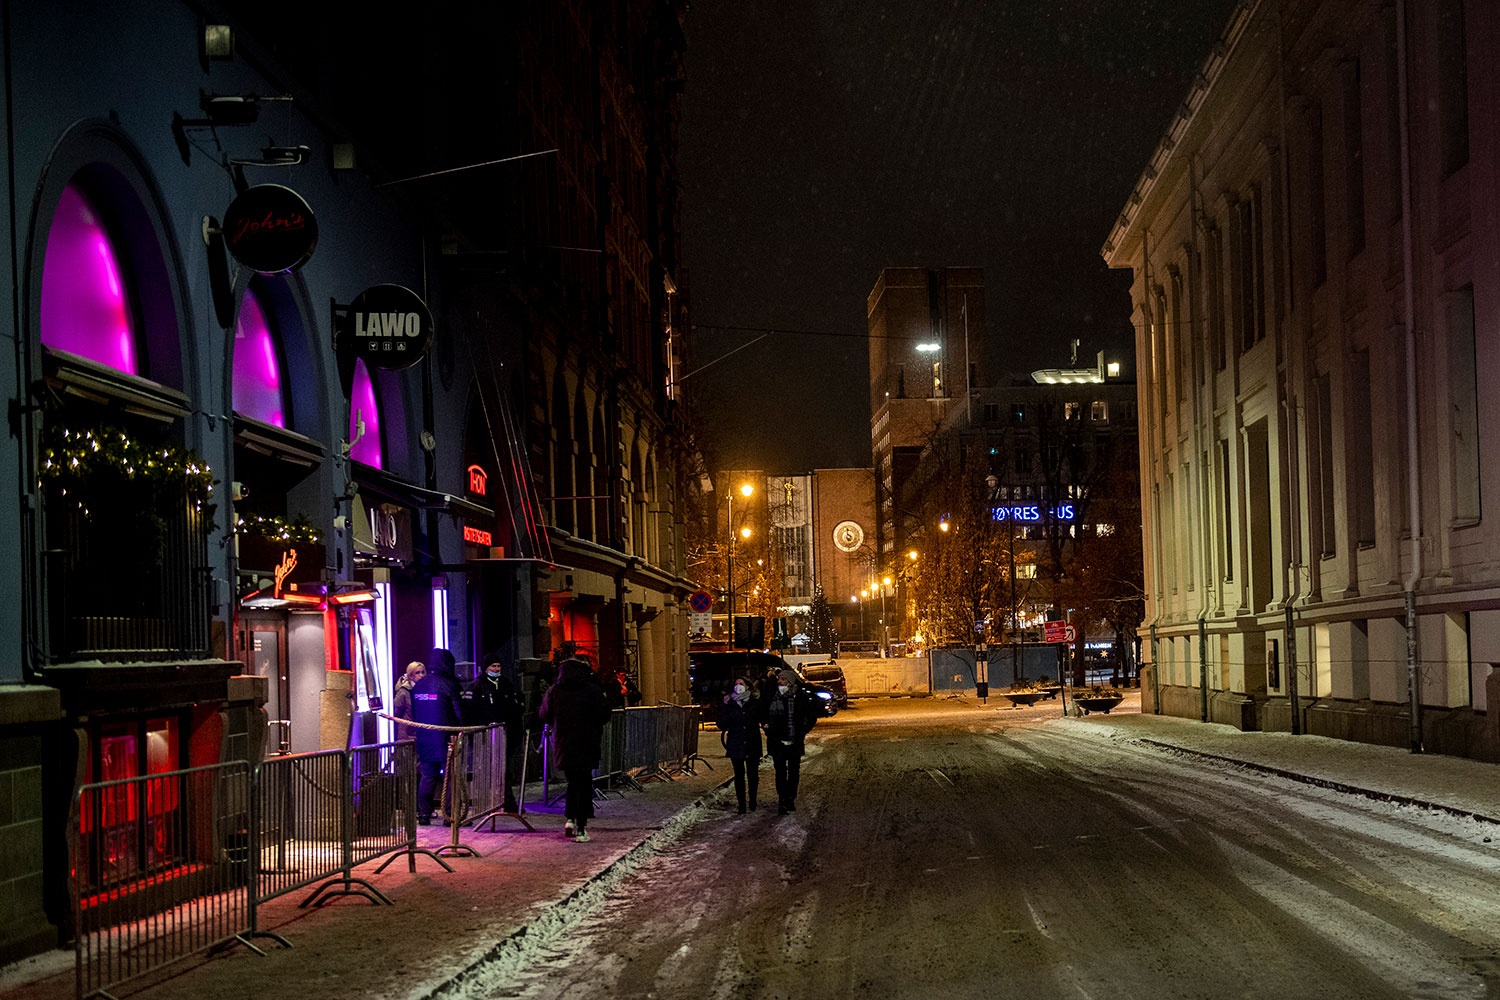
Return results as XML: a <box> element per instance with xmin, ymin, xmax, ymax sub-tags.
<box><xmin>1043</xmin><ymin>620</ymin><xmax>1071</xmax><ymax>644</ymax></box>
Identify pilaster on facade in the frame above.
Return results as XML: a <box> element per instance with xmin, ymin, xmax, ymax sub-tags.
<box><xmin>1106</xmin><ymin>0</ymin><xmax>1500</xmax><ymax>755</ymax></box>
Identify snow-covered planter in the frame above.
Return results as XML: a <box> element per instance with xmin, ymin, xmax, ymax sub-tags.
<box><xmin>1073</xmin><ymin>686</ymin><xmax>1124</xmax><ymax>714</ymax></box>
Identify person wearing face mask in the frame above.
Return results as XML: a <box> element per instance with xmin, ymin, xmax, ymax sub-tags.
<box><xmin>463</xmin><ymin>653</ymin><xmax>526</xmax><ymax>812</ymax></box>
<box><xmin>716</xmin><ymin>676</ymin><xmax>762</xmax><ymax>814</ymax></box>
<box><xmin>764</xmin><ymin>668</ymin><xmax>816</xmax><ymax>815</ymax></box>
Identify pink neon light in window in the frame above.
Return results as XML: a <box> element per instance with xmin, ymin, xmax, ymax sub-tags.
<box><xmin>40</xmin><ymin>184</ymin><xmax>138</xmax><ymax>374</ymax></box>
<box><xmin>350</xmin><ymin>359</ymin><xmax>383</xmax><ymax>468</ymax></box>
<box><xmin>231</xmin><ymin>288</ymin><xmax>286</xmax><ymax>427</ymax></box>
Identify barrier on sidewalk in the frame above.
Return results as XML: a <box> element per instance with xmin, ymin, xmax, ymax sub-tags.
<box><xmin>70</xmin><ymin>707</ymin><xmax>709</xmax><ymax>997</ymax></box>
<box><xmin>254</xmin><ymin>749</ymin><xmax>347</xmax><ymax>908</ymax></box>
<box><xmin>72</xmin><ymin>761</ymin><xmax>257</xmax><ymax>1000</ymax></box>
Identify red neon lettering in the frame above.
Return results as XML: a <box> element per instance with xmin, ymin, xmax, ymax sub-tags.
<box><xmin>467</xmin><ymin>464</ymin><xmax>487</xmax><ymax>496</ymax></box>
<box><xmin>463</xmin><ymin>525</ymin><xmax>493</xmax><ymax>546</ymax></box>
<box><xmin>232</xmin><ymin>210</ymin><xmax>306</xmax><ymax>245</ymax></box>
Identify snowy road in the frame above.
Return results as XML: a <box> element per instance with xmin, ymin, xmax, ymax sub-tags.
<box><xmin>460</xmin><ymin>699</ymin><xmax>1500</xmax><ymax>1000</ymax></box>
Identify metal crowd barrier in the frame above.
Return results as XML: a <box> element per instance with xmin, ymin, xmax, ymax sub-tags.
<box><xmin>455</xmin><ymin>725</ymin><xmax>534</xmax><ymax>835</ymax></box>
<box><xmin>254</xmin><ymin>749</ymin><xmax>352</xmax><ymax>909</ymax></box>
<box><xmin>72</xmin><ymin>761</ymin><xmax>260</xmax><ymax>1000</ymax></box>
<box><xmin>71</xmin><ymin>742</ymin><xmax>454</xmax><ymax>999</ymax></box>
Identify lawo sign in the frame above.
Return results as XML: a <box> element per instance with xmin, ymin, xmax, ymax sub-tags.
<box><xmin>344</xmin><ymin>284</ymin><xmax>434</xmax><ymax>371</ymax></box>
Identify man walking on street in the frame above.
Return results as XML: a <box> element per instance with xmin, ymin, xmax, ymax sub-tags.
<box><xmin>539</xmin><ymin>657</ymin><xmax>613</xmax><ymax>842</ymax></box>
<box><xmin>764</xmin><ymin>668</ymin><xmax>816</xmax><ymax>815</ymax></box>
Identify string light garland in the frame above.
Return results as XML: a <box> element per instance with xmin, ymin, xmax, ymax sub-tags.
<box><xmin>39</xmin><ymin>424</ymin><xmax>215</xmax><ymax>515</ymax></box>
<box><xmin>236</xmin><ymin>512</ymin><xmax>321</xmax><ymax>545</ymax></box>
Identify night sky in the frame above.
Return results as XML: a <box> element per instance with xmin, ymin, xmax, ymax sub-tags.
<box><xmin>680</xmin><ymin>0</ymin><xmax>1241</xmax><ymax>473</ymax></box>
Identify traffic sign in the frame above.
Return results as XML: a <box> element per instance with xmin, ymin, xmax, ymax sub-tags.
<box><xmin>689</xmin><ymin>591</ymin><xmax>713</xmax><ymax>613</ymax></box>
<box><xmin>1043</xmin><ymin>620</ymin><xmax>1075</xmax><ymax>644</ymax></box>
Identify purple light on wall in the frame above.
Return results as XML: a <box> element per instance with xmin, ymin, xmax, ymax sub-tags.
<box><xmin>350</xmin><ymin>359</ymin><xmax>383</xmax><ymax>468</ymax></box>
<box><xmin>231</xmin><ymin>288</ymin><xmax>286</xmax><ymax>427</ymax></box>
<box><xmin>40</xmin><ymin>183</ymin><xmax>138</xmax><ymax>374</ymax></box>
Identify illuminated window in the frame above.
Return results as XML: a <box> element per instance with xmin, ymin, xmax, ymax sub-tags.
<box><xmin>40</xmin><ymin>183</ymin><xmax>138</xmax><ymax>374</ymax></box>
<box><xmin>231</xmin><ymin>286</ymin><xmax>287</xmax><ymax>427</ymax></box>
<box><xmin>349</xmin><ymin>358</ymin><xmax>383</xmax><ymax>467</ymax></box>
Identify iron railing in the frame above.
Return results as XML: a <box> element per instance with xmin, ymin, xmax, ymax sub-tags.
<box><xmin>43</xmin><ymin>484</ymin><xmax>212</xmax><ymax>663</ymax></box>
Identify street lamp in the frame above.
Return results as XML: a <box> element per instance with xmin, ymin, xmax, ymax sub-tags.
<box><xmin>986</xmin><ymin>474</ymin><xmax>1022</xmax><ymax>683</ymax></box>
<box><xmin>727</xmin><ymin>482</ymin><xmax>754</xmax><ymax>648</ymax></box>
<box><xmin>879</xmin><ymin>575</ymin><xmax>891</xmax><ymax>657</ymax></box>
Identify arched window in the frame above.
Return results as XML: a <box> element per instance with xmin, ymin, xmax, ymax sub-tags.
<box><xmin>349</xmin><ymin>359</ymin><xmax>383</xmax><ymax>468</ymax></box>
<box><xmin>231</xmin><ymin>285</ymin><xmax>287</xmax><ymax>427</ymax></box>
<box><xmin>40</xmin><ymin>183</ymin><xmax>137</xmax><ymax>374</ymax></box>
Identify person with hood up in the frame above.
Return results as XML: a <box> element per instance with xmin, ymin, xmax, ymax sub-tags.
<box><xmin>764</xmin><ymin>667</ymin><xmax>816</xmax><ymax>815</ymax></box>
<box><xmin>716</xmin><ymin>676</ymin><xmax>762</xmax><ymax>813</ymax></box>
<box><xmin>539</xmin><ymin>657</ymin><xmax>614</xmax><ymax>842</ymax></box>
<box><xmin>391</xmin><ymin>661</ymin><xmax>425</xmax><ymax>743</ymax></box>
<box><xmin>411</xmin><ymin>648</ymin><xmax>464</xmax><ymax>824</ymax></box>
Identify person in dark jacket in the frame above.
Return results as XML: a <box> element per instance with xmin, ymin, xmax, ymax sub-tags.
<box><xmin>764</xmin><ymin>668</ymin><xmax>817</xmax><ymax>815</ymax></box>
<box><xmin>411</xmin><ymin>648</ymin><xmax>464</xmax><ymax>824</ymax></box>
<box><xmin>716</xmin><ymin>676</ymin><xmax>762</xmax><ymax>813</ymax></box>
<box><xmin>463</xmin><ymin>654</ymin><xmax>525</xmax><ymax>812</ymax></box>
<box><xmin>538</xmin><ymin>657</ymin><xmax>613</xmax><ymax>842</ymax></box>
<box><xmin>391</xmin><ymin>660</ymin><xmax>425</xmax><ymax>743</ymax></box>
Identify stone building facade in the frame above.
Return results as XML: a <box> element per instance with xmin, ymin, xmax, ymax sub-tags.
<box><xmin>1103</xmin><ymin>0</ymin><xmax>1500</xmax><ymax>755</ymax></box>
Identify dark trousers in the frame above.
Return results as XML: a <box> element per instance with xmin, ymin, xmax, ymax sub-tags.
<box><xmin>563</xmin><ymin>764</ymin><xmax>596</xmax><ymax>829</ymax></box>
<box><xmin>731</xmin><ymin>756</ymin><xmax>759</xmax><ymax>810</ymax></box>
<box><xmin>770</xmin><ymin>749</ymin><xmax>800</xmax><ymax>808</ymax></box>
<box><xmin>417</xmin><ymin>760</ymin><xmax>448</xmax><ymax>819</ymax></box>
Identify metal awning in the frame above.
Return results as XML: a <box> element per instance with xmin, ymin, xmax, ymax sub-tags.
<box><xmin>351</xmin><ymin>463</ymin><xmax>494</xmax><ymax>521</ymax></box>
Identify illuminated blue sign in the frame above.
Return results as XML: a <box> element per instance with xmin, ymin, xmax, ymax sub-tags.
<box><xmin>989</xmin><ymin>504</ymin><xmax>1076</xmax><ymax>523</ymax></box>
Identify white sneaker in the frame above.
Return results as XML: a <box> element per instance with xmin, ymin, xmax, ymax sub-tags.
<box><xmin>563</xmin><ymin>820</ymin><xmax>575</xmax><ymax>838</ymax></box>
<box><xmin>573</xmin><ymin>831</ymin><xmax>590</xmax><ymax>843</ymax></box>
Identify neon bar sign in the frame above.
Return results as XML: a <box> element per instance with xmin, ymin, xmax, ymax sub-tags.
<box><xmin>467</xmin><ymin>464</ymin><xmax>487</xmax><ymax>496</ymax></box>
<box><xmin>989</xmin><ymin>504</ymin><xmax>1076</xmax><ymax>523</ymax></box>
<box><xmin>463</xmin><ymin>525</ymin><xmax>493</xmax><ymax>546</ymax></box>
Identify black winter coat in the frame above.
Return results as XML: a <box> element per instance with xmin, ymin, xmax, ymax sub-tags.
<box><xmin>539</xmin><ymin>661</ymin><xmax>613</xmax><ymax>770</ymax></box>
<box><xmin>411</xmin><ymin>668</ymin><xmax>464</xmax><ymax>763</ymax></box>
<box><xmin>716</xmin><ymin>695</ymin><xmax>763</xmax><ymax>760</ymax></box>
<box><xmin>765</xmin><ymin>685</ymin><xmax>817</xmax><ymax>757</ymax></box>
<box><xmin>463</xmin><ymin>673</ymin><xmax>522</xmax><ymax>732</ymax></box>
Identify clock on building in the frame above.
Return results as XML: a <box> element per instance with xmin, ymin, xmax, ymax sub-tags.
<box><xmin>833</xmin><ymin>520</ymin><xmax>864</xmax><ymax>552</ymax></box>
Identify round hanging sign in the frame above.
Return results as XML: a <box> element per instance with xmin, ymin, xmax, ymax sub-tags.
<box><xmin>222</xmin><ymin>184</ymin><xmax>318</xmax><ymax>273</ymax></box>
<box><xmin>346</xmin><ymin>284</ymin><xmax>434</xmax><ymax>371</ymax></box>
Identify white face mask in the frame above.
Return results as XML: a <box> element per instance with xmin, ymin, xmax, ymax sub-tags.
<box><xmin>734</xmin><ymin>684</ymin><xmax>748</xmax><ymax>697</ymax></box>
<box><xmin>778</xmin><ymin>684</ymin><xmax>789</xmax><ymax>695</ymax></box>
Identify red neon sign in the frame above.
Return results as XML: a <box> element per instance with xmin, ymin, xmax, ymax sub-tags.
<box><xmin>467</xmin><ymin>464</ymin><xmax>487</xmax><ymax>496</ymax></box>
<box><xmin>463</xmin><ymin>524</ymin><xmax>493</xmax><ymax>546</ymax></box>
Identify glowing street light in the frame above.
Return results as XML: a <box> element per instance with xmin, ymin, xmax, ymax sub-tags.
<box><xmin>727</xmin><ymin>482</ymin><xmax>754</xmax><ymax>649</ymax></box>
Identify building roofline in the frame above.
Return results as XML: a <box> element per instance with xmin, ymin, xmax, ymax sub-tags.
<box><xmin>1099</xmin><ymin>0</ymin><xmax>1262</xmax><ymax>266</ymax></box>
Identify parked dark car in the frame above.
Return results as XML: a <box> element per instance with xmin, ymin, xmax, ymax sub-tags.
<box><xmin>689</xmin><ymin>650</ymin><xmax>839</xmax><ymax>721</ymax></box>
<box><xmin>799</xmin><ymin>663</ymin><xmax>849</xmax><ymax>708</ymax></box>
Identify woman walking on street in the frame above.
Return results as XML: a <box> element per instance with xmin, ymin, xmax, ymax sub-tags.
<box><xmin>717</xmin><ymin>676</ymin><xmax>762</xmax><ymax>813</ymax></box>
<box><xmin>764</xmin><ymin>668</ymin><xmax>816</xmax><ymax>815</ymax></box>
<box><xmin>539</xmin><ymin>657</ymin><xmax>613</xmax><ymax>842</ymax></box>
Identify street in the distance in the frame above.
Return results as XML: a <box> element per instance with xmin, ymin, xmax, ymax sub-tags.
<box><xmin>479</xmin><ymin>699</ymin><xmax>1500</xmax><ymax>1000</ymax></box>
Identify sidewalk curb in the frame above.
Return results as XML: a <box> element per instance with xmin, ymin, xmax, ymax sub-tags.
<box><xmin>1137</xmin><ymin>737</ymin><xmax>1500</xmax><ymax>827</ymax></box>
<box><xmin>419</xmin><ymin>772</ymin><xmax>736</xmax><ymax>1000</ymax></box>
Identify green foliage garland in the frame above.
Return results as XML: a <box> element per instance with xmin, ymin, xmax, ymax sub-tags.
<box><xmin>236</xmin><ymin>513</ymin><xmax>321</xmax><ymax>545</ymax></box>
